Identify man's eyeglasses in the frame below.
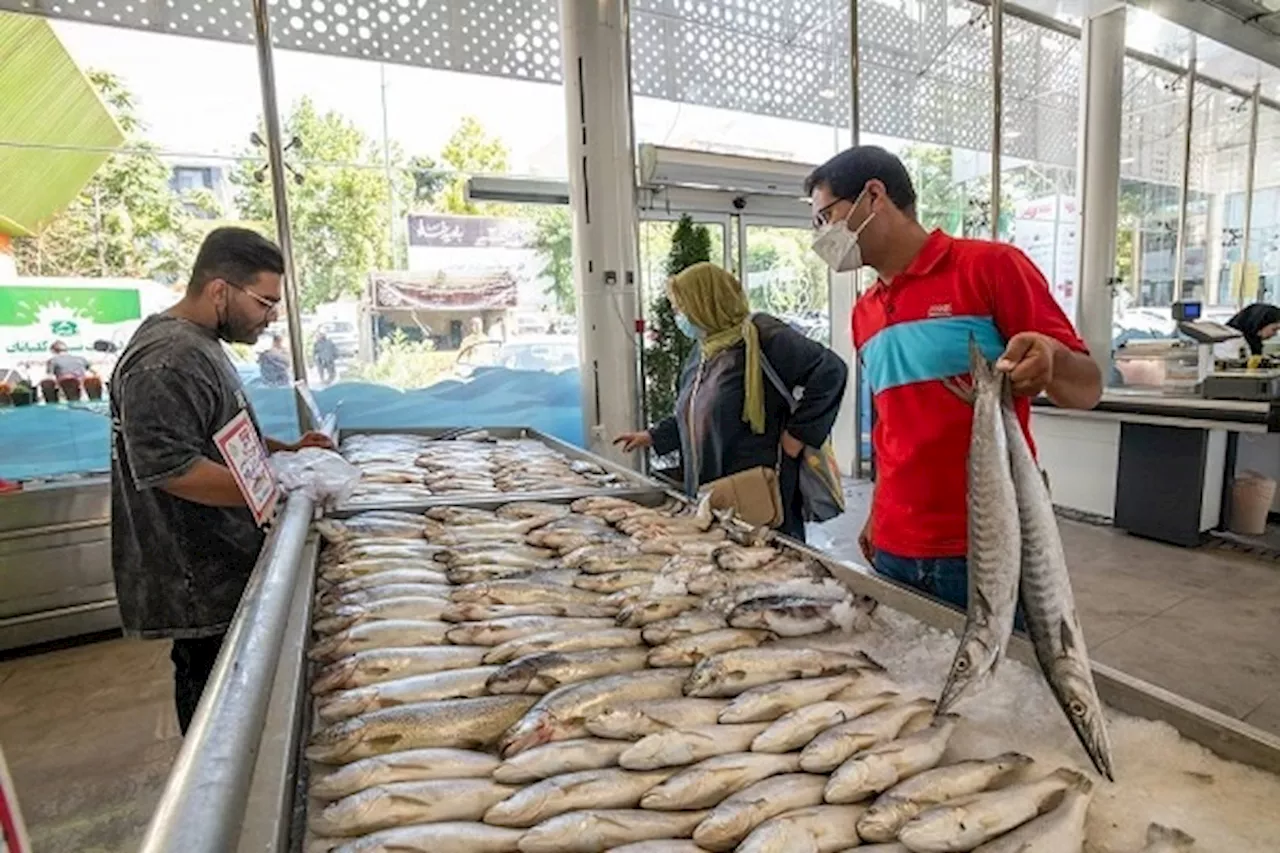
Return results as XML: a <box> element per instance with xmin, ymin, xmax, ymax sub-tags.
<box><xmin>812</xmin><ymin>198</ymin><xmax>847</xmax><ymax>230</ymax></box>
<box><xmin>225</xmin><ymin>280</ymin><xmax>281</xmax><ymax>314</ymax></box>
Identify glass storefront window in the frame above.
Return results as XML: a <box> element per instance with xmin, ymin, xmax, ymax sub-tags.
<box><xmin>263</xmin><ymin>46</ymin><xmax>580</xmax><ymax>442</ymax></box>
<box><xmin>0</xmin><ymin>14</ymin><xmax>286</xmax><ymax>481</ymax></box>
<box><xmin>1000</xmin><ymin>16</ymin><xmax>1081</xmax><ymax>325</ymax></box>
<box><xmin>1251</xmin><ymin>108</ymin><xmax>1280</xmax><ymax>304</ymax></box>
<box><xmin>1116</xmin><ymin>59</ymin><xmax>1186</xmax><ymax>326</ymax></box>
<box><xmin>1184</xmin><ymin>83</ymin><xmax>1252</xmax><ymax>312</ymax></box>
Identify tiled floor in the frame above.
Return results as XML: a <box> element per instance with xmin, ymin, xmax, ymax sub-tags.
<box><xmin>0</xmin><ymin>635</ymin><xmax>181</xmax><ymax>853</ymax></box>
<box><xmin>0</xmin><ymin>490</ymin><xmax>1277</xmax><ymax>850</ymax></box>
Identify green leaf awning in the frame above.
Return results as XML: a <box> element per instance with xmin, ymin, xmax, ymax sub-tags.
<box><xmin>0</xmin><ymin>12</ymin><xmax>125</xmax><ymax>238</ymax></box>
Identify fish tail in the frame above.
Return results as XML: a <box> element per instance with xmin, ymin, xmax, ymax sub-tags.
<box><xmin>968</xmin><ymin>333</ymin><xmax>997</xmax><ymax>387</ymax></box>
<box><xmin>1147</xmin><ymin>823</ymin><xmax>1195</xmax><ymax>849</ymax></box>
<box><xmin>1056</xmin><ymin>767</ymin><xmax>1094</xmax><ymax>793</ymax></box>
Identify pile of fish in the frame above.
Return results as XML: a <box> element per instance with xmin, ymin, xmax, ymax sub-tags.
<box><xmin>338</xmin><ymin>432</ymin><xmax>623</xmax><ymax>506</ymax></box>
<box><xmin>938</xmin><ymin>340</ymin><xmax>1115</xmax><ymax>782</ymax></box>
<box><xmin>303</xmin><ymin>497</ymin><xmax>1184</xmax><ymax>852</ymax></box>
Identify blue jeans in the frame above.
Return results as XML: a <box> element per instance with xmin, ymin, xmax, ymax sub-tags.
<box><xmin>873</xmin><ymin>551</ymin><xmax>1025</xmax><ymax>632</ymax></box>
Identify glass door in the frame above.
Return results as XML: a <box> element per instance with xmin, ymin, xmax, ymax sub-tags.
<box><xmin>740</xmin><ymin>221</ymin><xmax>832</xmax><ymax>345</ymax></box>
<box><xmin>636</xmin><ymin>215</ymin><xmax>730</xmax><ymax>462</ymax></box>
<box><xmin>638</xmin><ymin>216</ymin><xmax>730</xmax><ymax>299</ymax></box>
<box><xmin>740</xmin><ymin>217</ymin><xmax>869</xmax><ymax>477</ymax></box>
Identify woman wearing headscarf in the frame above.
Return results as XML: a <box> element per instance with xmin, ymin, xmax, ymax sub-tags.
<box><xmin>1226</xmin><ymin>303</ymin><xmax>1280</xmax><ymax>357</ymax></box>
<box><xmin>615</xmin><ymin>262</ymin><xmax>848</xmax><ymax>541</ymax></box>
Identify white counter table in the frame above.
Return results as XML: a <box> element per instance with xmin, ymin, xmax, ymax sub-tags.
<box><xmin>1031</xmin><ymin>390</ymin><xmax>1280</xmax><ymax>546</ymax></box>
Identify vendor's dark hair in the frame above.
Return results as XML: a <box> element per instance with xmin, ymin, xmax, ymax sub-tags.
<box><xmin>805</xmin><ymin>146</ymin><xmax>917</xmax><ymax>217</ymax></box>
<box><xmin>189</xmin><ymin>227</ymin><xmax>284</xmax><ymax>294</ymax></box>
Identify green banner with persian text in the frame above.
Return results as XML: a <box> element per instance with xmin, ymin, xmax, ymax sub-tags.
<box><xmin>0</xmin><ymin>285</ymin><xmax>142</xmax><ymax>357</ymax></box>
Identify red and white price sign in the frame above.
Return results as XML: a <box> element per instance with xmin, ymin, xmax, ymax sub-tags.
<box><xmin>0</xmin><ymin>746</ymin><xmax>30</xmax><ymax>853</ymax></box>
<box><xmin>214</xmin><ymin>409</ymin><xmax>280</xmax><ymax>527</ymax></box>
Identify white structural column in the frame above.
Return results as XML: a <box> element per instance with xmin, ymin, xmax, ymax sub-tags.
<box><xmin>832</xmin><ymin>0</ymin><xmax>861</xmax><ymax>478</ymax></box>
<box><xmin>559</xmin><ymin>0</ymin><xmax>642</xmax><ymax>464</ymax></box>
<box><xmin>828</xmin><ymin>271</ymin><xmax>859</xmax><ymax>477</ymax></box>
<box><xmin>1075</xmin><ymin>0</ymin><xmax>1126</xmax><ymax>378</ymax></box>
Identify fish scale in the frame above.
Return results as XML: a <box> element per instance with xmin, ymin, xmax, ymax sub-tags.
<box><xmin>1002</xmin><ymin>401</ymin><xmax>1116</xmax><ymax>781</ymax></box>
<box><xmin>937</xmin><ymin>339</ymin><xmax>1022</xmax><ymax>714</ymax></box>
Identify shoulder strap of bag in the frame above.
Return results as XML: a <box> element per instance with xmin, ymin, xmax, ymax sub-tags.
<box><xmin>750</xmin><ymin>314</ymin><xmax>799</xmax><ymax>414</ymax></box>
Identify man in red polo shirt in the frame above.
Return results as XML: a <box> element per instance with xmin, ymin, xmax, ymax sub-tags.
<box><xmin>805</xmin><ymin>146</ymin><xmax>1101</xmax><ymax>609</ymax></box>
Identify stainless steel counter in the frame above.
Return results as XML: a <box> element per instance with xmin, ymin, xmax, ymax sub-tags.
<box><xmin>139</xmin><ymin>429</ymin><xmax>1280</xmax><ymax>851</ymax></box>
<box><xmin>0</xmin><ymin>480</ymin><xmax>119</xmax><ymax>651</ymax></box>
<box><xmin>1032</xmin><ymin>389</ymin><xmax>1278</xmax><ymax>432</ymax></box>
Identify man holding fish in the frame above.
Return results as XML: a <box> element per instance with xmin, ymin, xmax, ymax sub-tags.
<box><xmin>805</xmin><ymin>145</ymin><xmax>1102</xmax><ymax>610</ymax></box>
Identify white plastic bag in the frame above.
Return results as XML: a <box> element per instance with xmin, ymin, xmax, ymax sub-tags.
<box><xmin>270</xmin><ymin>447</ymin><xmax>362</xmax><ymax>507</ymax></box>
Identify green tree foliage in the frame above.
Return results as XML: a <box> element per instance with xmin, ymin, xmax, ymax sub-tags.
<box><xmin>646</xmin><ymin>215</ymin><xmax>711</xmax><ymax>423</ymax></box>
<box><xmin>231</xmin><ymin>97</ymin><xmax>404</xmax><ymax>311</ymax></box>
<box><xmin>408</xmin><ymin>153</ymin><xmax>451</xmax><ymax>207</ymax></box>
<box><xmin>901</xmin><ymin>144</ymin><xmax>964</xmax><ymax>234</ymax></box>
<box><xmin>437</xmin><ymin>116</ymin><xmax>510</xmax><ymax>215</ymax></box>
<box><xmin>532</xmin><ymin>206</ymin><xmax>575</xmax><ymax>314</ymax></box>
<box><xmin>13</xmin><ymin>70</ymin><xmax>215</xmax><ymax>282</ymax></box>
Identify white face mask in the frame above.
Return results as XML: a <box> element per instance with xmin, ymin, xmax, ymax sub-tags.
<box><xmin>812</xmin><ymin>191</ymin><xmax>875</xmax><ymax>273</ymax></box>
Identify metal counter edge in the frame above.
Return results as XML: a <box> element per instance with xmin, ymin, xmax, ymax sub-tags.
<box><xmin>137</xmin><ymin>493</ymin><xmax>316</xmax><ymax>853</ymax></box>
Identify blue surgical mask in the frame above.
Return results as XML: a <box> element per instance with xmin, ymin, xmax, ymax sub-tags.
<box><xmin>675</xmin><ymin>312</ymin><xmax>702</xmax><ymax>339</ymax></box>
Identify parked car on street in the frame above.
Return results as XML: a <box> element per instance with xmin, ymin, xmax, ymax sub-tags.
<box><xmin>454</xmin><ymin>335</ymin><xmax>578</xmax><ymax>378</ymax></box>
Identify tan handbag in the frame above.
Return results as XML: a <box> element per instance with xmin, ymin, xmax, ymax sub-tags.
<box><xmin>702</xmin><ymin>465</ymin><xmax>784</xmax><ymax>528</ymax></box>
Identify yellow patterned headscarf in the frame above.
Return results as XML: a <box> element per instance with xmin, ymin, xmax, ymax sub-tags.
<box><xmin>669</xmin><ymin>262</ymin><xmax>765</xmax><ymax>434</ymax></box>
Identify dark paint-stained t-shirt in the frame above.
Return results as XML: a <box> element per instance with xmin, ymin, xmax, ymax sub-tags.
<box><xmin>110</xmin><ymin>314</ymin><xmax>267</xmax><ymax>639</ymax></box>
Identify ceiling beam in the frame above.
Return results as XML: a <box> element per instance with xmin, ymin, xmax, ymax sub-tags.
<box><xmin>1129</xmin><ymin>0</ymin><xmax>1280</xmax><ymax>71</ymax></box>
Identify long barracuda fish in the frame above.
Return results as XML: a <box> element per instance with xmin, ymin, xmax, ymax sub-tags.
<box><xmin>937</xmin><ymin>337</ymin><xmax>1021</xmax><ymax>713</ymax></box>
<box><xmin>1001</xmin><ymin>390</ymin><xmax>1116</xmax><ymax>780</ymax></box>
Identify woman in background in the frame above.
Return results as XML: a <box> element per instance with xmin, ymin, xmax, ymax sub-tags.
<box><xmin>615</xmin><ymin>262</ymin><xmax>847</xmax><ymax>541</ymax></box>
<box><xmin>1226</xmin><ymin>303</ymin><xmax>1280</xmax><ymax>357</ymax></box>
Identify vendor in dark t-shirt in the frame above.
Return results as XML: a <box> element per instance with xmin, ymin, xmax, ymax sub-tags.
<box><xmin>110</xmin><ymin>227</ymin><xmax>333</xmax><ymax>734</ymax></box>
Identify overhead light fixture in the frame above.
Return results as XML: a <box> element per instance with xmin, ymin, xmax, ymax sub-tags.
<box><xmin>637</xmin><ymin>144</ymin><xmax>817</xmax><ymax>197</ymax></box>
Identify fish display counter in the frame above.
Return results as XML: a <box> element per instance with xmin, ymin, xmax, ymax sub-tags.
<box><xmin>138</xmin><ymin>432</ymin><xmax>1280</xmax><ymax>853</ymax></box>
<box><xmin>333</xmin><ymin>428</ymin><xmax>651</xmax><ymax>512</ymax></box>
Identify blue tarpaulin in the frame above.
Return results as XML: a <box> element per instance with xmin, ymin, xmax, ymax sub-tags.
<box><xmin>0</xmin><ymin>367</ymin><xmax>586</xmax><ymax>482</ymax></box>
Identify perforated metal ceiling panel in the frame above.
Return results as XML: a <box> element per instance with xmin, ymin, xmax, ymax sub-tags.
<box><xmin>0</xmin><ymin>0</ymin><xmax>1147</xmax><ymax>169</ymax></box>
<box><xmin>3</xmin><ymin>0</ymin><xmax>564</xmax><ymax>78</ymax></box>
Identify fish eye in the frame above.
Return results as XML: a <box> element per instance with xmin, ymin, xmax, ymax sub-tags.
<box><xmin>955</xmin><ymin>656</ymin><xmax>970</xmax><ymax>672</ymax></box>
<box><xmin>1069</xmin><ymin>700</ymin><xmax>1087</xmax><ymax>716</ymax></box>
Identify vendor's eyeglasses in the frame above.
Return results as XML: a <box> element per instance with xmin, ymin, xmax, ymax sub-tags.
<box><xmin>812</xmin><ymin>197</ymin><xmax>848</xmax><ymax>230</ymax></box>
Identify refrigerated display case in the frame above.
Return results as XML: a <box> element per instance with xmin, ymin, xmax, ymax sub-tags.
<box><xmin>138</xmin><ymin>428</ymin><xmax>1280</xmax><ymax>853</ymax></box>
